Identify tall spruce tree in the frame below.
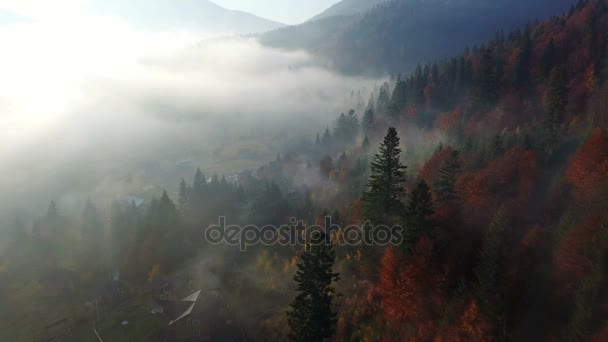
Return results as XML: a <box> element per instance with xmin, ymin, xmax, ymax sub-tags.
<box><xmin>287</xmin><ymin>232</ymin><xmax>340</xmax><ymax>342</ymax></box>
<box><xmin>362</xmin><ymin>108</ymin><xmax>375</xmax><ymax>134</ymax></box>
<box><xmin>178</xmin><ymin>179</ymin><xmax>191</xmax><ymax>212</ymax></box>
<box><xmin>547</xmin><ymin>65</ymin><xmax>568</xmax><ymax>130</ymax></box>
<box><xmin>402</xmin><ymin>181</ymin><xmax>434</xmax><ymax>251</ymax></box>
<box><xmin>475</xmin><ymin>208</ymin><xmax>508</xmax><ymax>310</ymax></box>
<box><xmin>322</xmin><ymin>127</ymin><xmax>331</xmax><ymax>145</ymax></box>
<box><xmin>434</xmin><ymin>150</ymin><xmax>461</xmax><ymax>203</ymax></box>
<box><xmin>540</xmin><ymin>40</ymin><xmax>556</xmax><ymax>79</ymax></box>
<box><xmin>478</xmin><ymin>48</ymin><xmax>498</xmax><ymax>105</ymax></box>
<box><xmin>362</xmin><ymin>127</ymin><xmax>407</xmax><ymax>224</ymax></box>
<box><xmin>485</xmin><ymin>134</ymin><xmax>505</xmax><ymax>162</ymax></box>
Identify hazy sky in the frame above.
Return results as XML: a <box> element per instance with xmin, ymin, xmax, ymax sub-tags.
<box><xmin>0</xmin><ymin>0</ymin><xmax>341</xmax><ymax>25</ymax></box>
<box><xmin>213</xmin><ymin>0</ymin><xmax>340</xmax><ymax>24</ymax></box>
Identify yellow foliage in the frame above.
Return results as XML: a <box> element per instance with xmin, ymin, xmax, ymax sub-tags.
<box><xmin>148</xmin><ymin>263</ymin><xmax>162</xmax><ymax>281</ymax></box>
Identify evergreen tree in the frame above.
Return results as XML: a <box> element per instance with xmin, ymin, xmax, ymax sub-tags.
<box><xmin>402</xmin><ymin>181</ymin><xmax>434</xmax><ymax>251</ymax></box>
<box><xmin>362</xmin><ymin>108</ymin><xmax>375</xmax><ymax>134</ymax></box>
<box><xmin>434</xmin><ymin>150</ymin><xmax>461</xmax><ymax>203</ymax></box>
<box><xmin>322</xmin><ymin>127</ymin><xmax>331</xmax><ymax>145</ymax></box>
<box><xmin>478</xmin><ymin>48</ymin><xmax>498</xmax><ymax>105</ymax></box>
<box><xmin>192</xmin><ymin>168</ymin><xmax>206</xmax><ymax>206</ymax></box>
<box><xmin>287</xmin><ymin>232</ymin><xmax>340</xmax><ymax>342</ymax></box>
<box><xmin>486</xmin><ymin>134</ymin><xmax>505</xmax><ymax>162</ymax></box>
<box><xmin>376</xmin><ymin>83</ymin><xmax>391</xmax><ymax>114</ymax></box>
<box><xmin>547</xmin><ymin>65</ymin><xmax>568</xmax><ymax>130</ymax></box>
<box><xmin>540</xmin><ymin>40</ymin><xmax>556</xmax><ymax>79</ymax></box>
<box><xmin>362</xmin><ymin>127</ymin><xmax>407</xmax><ymax>224</ymax></box>
<box><xmin>388</xmin><ymin>80</ymin><xmax>407</xmax><ymax>121</ymax></box>
<box><xmin>361</xmin><ymin>135</ymin><xmax>370</xmax><ymax>151</ymax></box>
<box><xmin>178</xmin><ymin>179</ymin><xmax>191</xmax><ymax>212</ymax></box>
<box><xmin>475</xmin><ymin>208</ymin><xmax>508</xmax><ymax>310</ymax></box>
<box><xmin>514</xmin><ymin>31</ymin><xmax>532</xmax><ymax>87</ymax></box>
<box><xmin>158</xmin><ymin>190</ymin><xmax>179</xmax><ymax>229</ymax></box>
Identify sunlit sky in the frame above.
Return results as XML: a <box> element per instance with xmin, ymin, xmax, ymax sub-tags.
<box><xmin>0</xmin><ymin>0</ymin><xmax>344</xmax><ymax>157</ymax></box>
<box><xmin>213</xmin><ymin>0</ymin><xmax>339</xmax><ymax>24</ymax></box>
<box><xmin>0</xmin><ymin>0</ymin><xmax>341</xmax><ymax>24</ymax></box>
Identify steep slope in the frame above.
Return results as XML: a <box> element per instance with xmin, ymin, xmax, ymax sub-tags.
<box><xmin>260</xmin><ymin>0</ymin><xmax>576</xmax><ymax>75</ymax></box>
<box><xmin>90</xmin><ymin>0</ymin><xmax>285</xmax><ymax>35</ymax></box>
<box><xmin>308</xmin><ymin>0</ymin><xmax>389</xmax><ymax>22</ymax></box>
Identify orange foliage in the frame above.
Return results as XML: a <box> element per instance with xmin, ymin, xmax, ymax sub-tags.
<box><xmin>434</xmin><ymin>107</ymin><xmax>463</xmax><ymax>134</ymax></box>
<box><xmin>591</xmin><ymin>324</ymin><xmax>608</xmax><ymax>342</ymax></box>
<box><xmin>565</xmin><ymin>131</ymin><xmax>608</xmax><ymax>205</ymax></box>
<box><xmin>435</xmin><ymin>299</ymin><xmax>493</xmax><ymax>342</ymax></box>
<box><xmin>460</xmin><ymin>300</ymin><xmax>493</xmax><ymax>342</ymax></box>
<box><xmin>585</xmin><ymin>64</ymin><xmax>597</xmax><ymax>93</ymax></box>
<box><xmin>456</xmin><ymin>146</ymin><xmax>529</xmax><ymax>226</ymax></box>
<box><xmin>377</xmin><ymin>239</ymin><xmax>445</xmax><ymax>338</ymax></box>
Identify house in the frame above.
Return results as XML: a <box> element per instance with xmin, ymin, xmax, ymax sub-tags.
<box><xmin>121</xmin><ymin>195</ymin><xmax>145</xmax><ymax>207</ymax></box>
<box><xmin>156</xmin><ymin>289</ymin><xmax>243</xmax><ymax>341</ymax></box>
<box><xmin>150</xmin><ymin>276</ymin><xmax>173</xmax><ymax>301</ymax></box>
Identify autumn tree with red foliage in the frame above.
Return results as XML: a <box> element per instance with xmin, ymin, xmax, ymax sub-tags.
<box><xmin>565</xmin><ymin>131</ymin><xmax>608</xmax><ymax>206</ymax></box>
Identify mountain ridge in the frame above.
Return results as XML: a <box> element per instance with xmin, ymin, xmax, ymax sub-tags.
<box><xmin>91</xmin><ymin>0</ymin><xmax>286</xmax><ymax>35</ymax></box>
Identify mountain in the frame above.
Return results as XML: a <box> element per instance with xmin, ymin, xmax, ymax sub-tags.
<box><xmin>308</xmin><ymin>0</ymin><xmax>389</xmax><ymax>22</ymax></box>
<box><xmin>260</xmin><ymin>0</ymin><xmax>577</xmax><ymax>75</ymax></box>
<box><xmin>90</xmin><ymin>0</ymin><xmax>285</xmax><ymax>35</ymax></box>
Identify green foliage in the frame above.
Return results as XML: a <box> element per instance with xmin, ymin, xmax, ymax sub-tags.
<box><xmin>477</xmin><ymin>48</ymin><xmax>499</xmax><ymax>106</ymax></box>
<box><xmin>540</xmin><ymin>40</ymin><xmax>556</xmax><ymax>79</ymax></box>
<box><xmin>485</xmin><ymin>134</ymin><xmax>505</xmax><ymax>162</ymax></box>
<box><xmin>334</xmin><ymin>110</ymin><xmax>360</xmax><ymax>143</ymax></box>
<box><xmin>547</xmin><ymin>65</ymin><xmax>568</xmax><ymax>130</ymax></box>
<box><xmin>362</xmin><ymin>108</ymin><xmax>375</xmax><ymax>134</ymax></box>
<box><xmin>287</xmin><ymin>233</ymin><xmax>340</xmax><ymax>342</ymax></box>
<box><xmin>433</xmin><ymin>150</ymin><xmax>461</xmax><ymax>203</ymax></box>
<box><xmin>402</xmin><ymin>181</ymin><xmax>434</xmax><ymax>252</ymax></box>
<box><xmin>362</xmin><ymin>127</ymin><xmax>407</xmax><ymax>224</ymax></box>
<box><xmin>322</xmin><ymin>127</ymin><xmax>332</xmax><ymax>145</ymax></box>
<box><xmin>514</xmin><ymin>30</ymin><xmax>532</xmax><ymax>87</ymax></box>
<box><xmin>475</xmin><ymin>208</ymin><xmax>508</xmax><ymax>309</ymax></box>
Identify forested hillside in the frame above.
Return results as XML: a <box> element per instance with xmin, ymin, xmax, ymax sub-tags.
<box><xmin>2</xmin><ymin>0</ymin><xmax>608</xmax><ymax>340</ymax></box>
<box><xmin>308</xmin><ymin>0</ymin><xmax>388</xmax><ymax>22</ymax></box>
<box><xmin>261</xmin><ymin>0</ymin><xmax>576</xmax><ymax>75</ymax></box>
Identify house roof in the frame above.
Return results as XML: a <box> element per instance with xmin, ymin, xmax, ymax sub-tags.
<box><xmin>168</xmin><ymin>290</ymin><xmax>201</xmax><ymax>326</ymax></box>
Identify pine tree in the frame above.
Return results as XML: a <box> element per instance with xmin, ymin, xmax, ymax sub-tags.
<box><xmin>361</xmin><ymin>135</ymin><xmax>370</xmax><ymax>151</ymax></box>
<box><xmin>475</xmin><ymin>208</ymin><xmax>508</xmax><ymax>309</ymax></box>
<box><xmin>178</xmin><ymin>179</ymin><xmax>191</xmax><ymax>212</ymax></box>
<box><xmin>388</xmin><ymin>80</ymin><xmax>407</xmax><ymax>121</ymax></box>
<box><xmin>540</xmin><ymin>40</ymin><xmax>556</xmax><ymax>79</ymax></box>
<box><xmin>547</xmin><ymin>66</ymin><xmax>568</xmax><ymax>130</ymax></box>
<box><xmin>403</xmin><ymin>181</ymin><xmax>434</xmax><ymax>251</ymax></box>
<box><xmin>362</xmin><ymin>127</ymin><xmax>407</xmax><ymax>224</ymax></box>
<box><xmin>322</xmin><ymin>127</ymin><xmax>331</xmax><ymax>145</ymax></box>
<box><xmin>485</xmin><ymin>134</ymin><xmax>504</xmax><ymax>162</ymax></box>
<box><xmin>158</xmin><ymin>190</ymin><xmax>179</xmax><ymax>228</ymax></box>
<box><xmin>434</xmin><ymin>150</ymin><xmax>461</xmax><ymax>203</ymax></box>
<box><xmin>192</xmin><ymin>168</ymin><xmax>206</xmax><ymax>204</ymax></box>
<box><xmin>362</xmin><ymin>108</ymin><xmax>375</xmax><ymax>134</ymax></box>
<box><xmin>478</xmin><ymin>48</ymin><xmax>498</xmax><ymax>105</ymax></box>
<box><xmin>514</xmin><ymin>31</ymin><xmax>532</xmax><ymax>87</ymax></box>
<box><xmin>287</xmin><ymin>232</ymin><xmax>340</xmax><ymax>342</ymax></box>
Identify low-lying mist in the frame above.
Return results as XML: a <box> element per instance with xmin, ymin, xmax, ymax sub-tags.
<box><xmin>0</xmin><ymin>14</ymin><xmax>379</xmax><ymax>226</ymax></box>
